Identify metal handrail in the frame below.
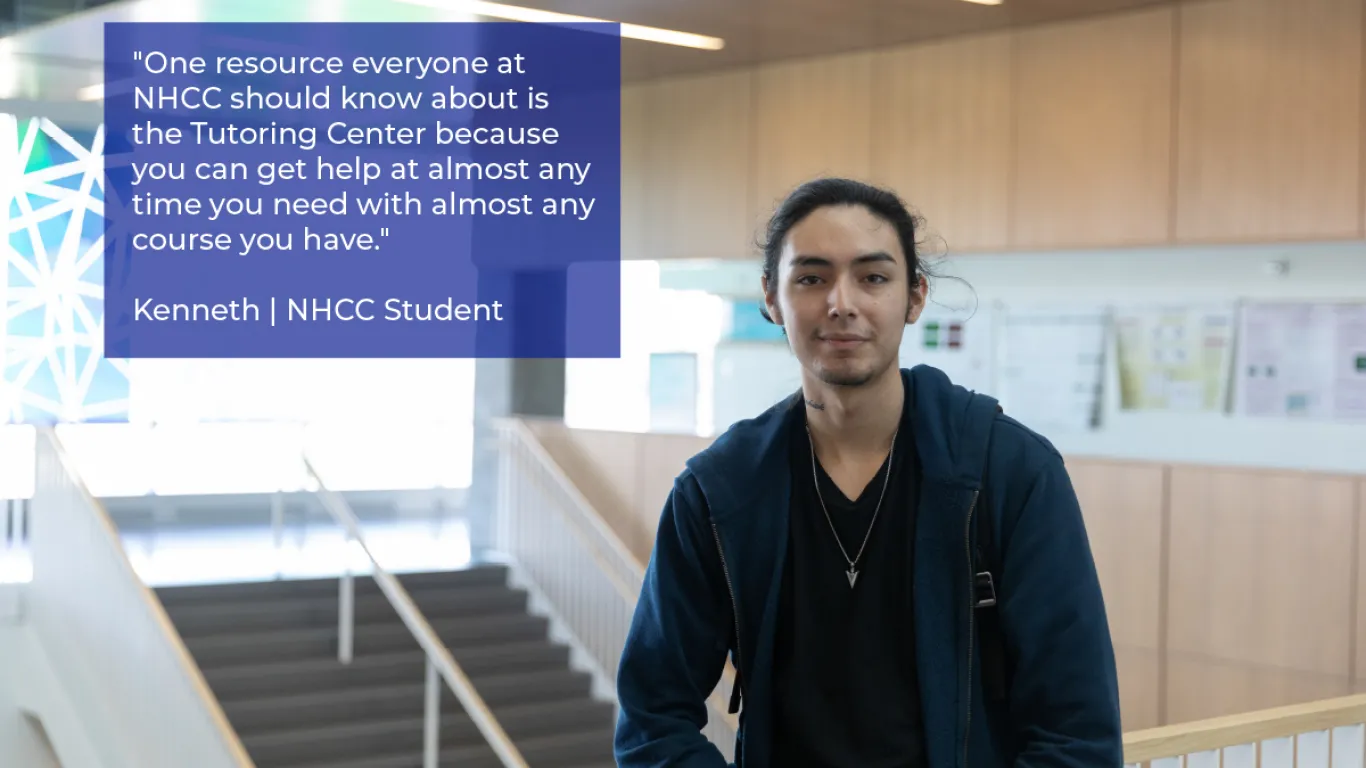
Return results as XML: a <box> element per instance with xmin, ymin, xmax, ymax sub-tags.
<box><xmin>496</xmin><ymin>417</ymin><xmax>741</xmax><ymax>734</ymax></box>
<box><xmin>300</xmin><ymin>454</ymin><xmax>529</xmax><ymax>768</ymax></box>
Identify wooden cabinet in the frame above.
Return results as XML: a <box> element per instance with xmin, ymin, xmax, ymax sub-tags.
<box><xmin>1012</xmin><ymin>8</ymin><xmax>1176</xmax><ymax>250</ymax></box>
<box><xmin>870</xmin><ymin>32</ymin><xmax>1013</xmax><ymax>254</ymax></box>
<box><xmin>643</xmin><ymin>70</ymin><xmax>755</xmax><ymax>261</ymax></box>
<box><xmin>1175</xmin><ymin>0</ymin><xmax>1363</xmax><ymax>242</ymax></box>
<box><xmin>751</xmin><ymin>51</ymin><xmax>874</xmax><ymax>229</ymax></box>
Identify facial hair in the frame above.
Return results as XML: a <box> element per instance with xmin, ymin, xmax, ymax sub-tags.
<box><xmin>816</xmin><ymin>348</ymin><xmax>901</xmax><ymax>388</ymax></box>
<box><xmin>818</xmin><ymin>368</ymin><xmax>877</xmax><ymax>387</ymax></box>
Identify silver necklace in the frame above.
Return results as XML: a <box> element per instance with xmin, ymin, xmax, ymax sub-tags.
<box><xmin>806</xmin><ymin>425</ymin><xmax>897</xmax><ymax>589</ymax></box>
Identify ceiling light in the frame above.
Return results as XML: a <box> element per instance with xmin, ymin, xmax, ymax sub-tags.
<box><xmin>959</xmin><ymin>0</ymin><xmax>1004</xmax><ymax>5</ymax></box>
<box><xmin>398</xmin><ymin>0</ymin><xmax>725</xmax><ymax>50</ymax></box>
<box><xmin>76</xmin><ymin>0</ymin><xmax>725</xmax><ymax>102</ymax></box>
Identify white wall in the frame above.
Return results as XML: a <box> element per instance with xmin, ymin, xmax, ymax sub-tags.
<box><xmin>0</xmin><ymin>584</ymin><xmax>51</xmax><ymax>768</ymax></box>
<box><xmin>0</xmin><ymin>584</ymin><xmax>101</xmax><ymax>768</ymax></box>
<box><xmin>660</xmin><ymin>241</ymin><xmax>1366</xmax><ymax>475</ymax></box>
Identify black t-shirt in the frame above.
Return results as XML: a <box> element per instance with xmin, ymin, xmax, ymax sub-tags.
<box><xmin>772</xmin><ymin>402</ymin><xmax>926</xmax><ymax>768</ymax></box>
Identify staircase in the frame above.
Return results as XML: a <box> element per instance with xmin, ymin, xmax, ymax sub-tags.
<box><xmin>156</xmin><ymin>564</ymin><xmax>617</xmax><ymax>768</ymax></box>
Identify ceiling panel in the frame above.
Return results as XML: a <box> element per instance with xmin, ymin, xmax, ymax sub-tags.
<box><xmin>530</xmin><ymin>0</ymin><xmax>1182</xmax><ymax>79</ymax></box>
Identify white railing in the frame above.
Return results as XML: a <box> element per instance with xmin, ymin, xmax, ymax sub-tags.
<box><xmin>28</xmin><ymin>426</ymin><xmax>255</xmax><ymax>768</ymax></box>
<box><xmin>1124</xmin><ymin>694</ymin><xmax>1366</xmax><ymax>768</ymax></box>
<box><xmin>494</xmin><ymin>417</ymin><xmax>739</xmax><ymax>760</ymax></box>
<box><xmin>301</xmin><ymin>455</ymin><xmax>529</xmax><ymax>768</ymax></box>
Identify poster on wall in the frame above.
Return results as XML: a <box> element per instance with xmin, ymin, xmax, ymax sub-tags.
<box><xmin>1235</xmin><ymin>301</ymin><xmax>1366</xmax><ymax>421</ymax></box>
<box><xmin>1114</xmin><ymin>304</ymin><xmax>1237</xmax><ymax>413</ymax></box>
<box><xmin>995</xmin><ymin>306</ymin><xmax>1109</xmax><ymax>433</ymax></box>
<box><xmin>898</xmin><ymin>303</ymin><xmax>997</xmax><ymax>397</ymax></box>
<box><xmin>649</xmin><ymin>353</ymin><xmax>699</xmax><ymax>434</ymax></box>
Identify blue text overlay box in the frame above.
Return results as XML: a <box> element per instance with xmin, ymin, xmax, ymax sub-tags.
<box><xmin>103</xmin><ymin>21</ymin><xmax>622</xmax><ymax>358</ymax></box>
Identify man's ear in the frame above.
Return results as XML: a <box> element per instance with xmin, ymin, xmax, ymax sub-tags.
<box><xmin>762</xmin><ymin>276</ymin><xmax>783</xmax><ymax>326</ymax></box>
<box><xmin>906</xmin><ymin>273</ymin><xmax>928</xmax><ymax>324</ymax></box>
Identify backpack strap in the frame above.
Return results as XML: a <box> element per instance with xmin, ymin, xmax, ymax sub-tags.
<box><xmin>974</xmin><ymin>404</ymin><xmax>1009</xmax><ymax>703</ymax></box>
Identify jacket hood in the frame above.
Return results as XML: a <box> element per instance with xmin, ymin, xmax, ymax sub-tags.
<box><xmin>684</xmin><ymin>365</ymin><xmax>1000</xmax><ymax>516</ymax></box>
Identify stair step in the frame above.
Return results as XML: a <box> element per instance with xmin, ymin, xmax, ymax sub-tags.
<box><xmin>205</xmin><ymin>642</ymin><xmax>572</xmax><ymax>702</ymax></box>
<box><xmin>244</xmin><ymin>697</ymin><xmax>615</xmax><ymax>767</ymax></box>
<box><xmin>184</xmin><ymin>613</ymin><xmax>550</xmax><ymax>668</ymax></box>
<box><xmin>156</xmin><ymin>566</ymin><xmax>509</xmax><ymax>607</ymax></box>
<box><xmin>223</xmin><ymin>669</ymin><xmax>596</xmax><ymax>735</ymax></box>
<box><xmin>168</xmin><ymin>585</ymin><xmax>530</xmax><ymax>637</ymax></box>
<box><xmin>284</xmin><ymin>727</ymin><xmax>616</xmax><ymax>768</ymax></box>
<box><xmin>157</xmin><ymin>568</ymin><xmax>613</xmax><ymax>768</ymax></box>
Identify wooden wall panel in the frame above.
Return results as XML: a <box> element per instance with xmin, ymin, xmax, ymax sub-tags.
<box><xmin>636</xmin><ymin>433</ymin><xmax>712</xmax><ymax>559</ymax></box>
<box><xmin>644</xmin><ymin>70</ymin><xmax>756</xmax><ymax>261</ymax></box>
<box><xmin>752</xmin><ymin>51</ymin><xmax>874</xmax><ymax>228</ymax></box>
<box><xmin>1175</xmin><ymin>0</ymin><xmax>1363</xmax><ymax>242</ymax></box>
<box><xmin>1165</xmin><ymin>655</ymin><xmax>1350</xmax><ymax>724</ymax></box>
<box><xmin>1069</xmin><ymin>459</ymin><xmax>1166</xmax><ymax>729</ymax></box>
<box><xmin>1166</xmin><ymin>466</ymin><xmax>1357</xmax><ymax>720</ymax></box>
<box><xmin>1012</xmin><ymin>7</ymin><xmax>1175</xmax><ymax>250</ymax></box>
<box><xmin>620</xmin><ymin>83</ymin><xmax>649</xmax><ymax>261</ymax></box>
<box><xmin>869</xmin><ymin>32</ymin><xmax>1013</xmax><ymax>254</ymax></box>
<box><xmin>527</xmin><ymin>422</ymin><xmax>649</xmax><ymax>560</ymax></box>
<box><xmin>1355</xmin><ymin>479</ymin><xmax>1366</xmax><ymax>692</ymax></box>
<box><xmin>621</xmin><ymin>0</ymin><xmax>1366</xmax><ymax>257</ymax></box>
<box><xmin>1070</xmin><ymin>459</ymin><xmax>1166</xmax><ymax>650</ymax></box>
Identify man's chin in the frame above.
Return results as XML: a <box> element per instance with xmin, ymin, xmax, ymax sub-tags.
<box><xmin>815</xmin><ymin>365</ymin><xmax>877</xmax><ymax>388</ymax></box>
<box><xmin>812</xmin><ymin>356</ymin><xmax>898</xmax><ymax>388</ymax></box>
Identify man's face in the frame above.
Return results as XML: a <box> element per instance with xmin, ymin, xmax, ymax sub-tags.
<box><xmin>764</xmin><ymin>204</ymin><xmax>924</xmax><ymax>387</ymax></box>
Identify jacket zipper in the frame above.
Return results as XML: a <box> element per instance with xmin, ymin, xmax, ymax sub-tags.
<box><xmin>710</xmin><ymin>521</ymin><xmax>743</xmax><ymax>714</ymax></box>
<box><xmin>963</xmin><ymin>489</ymin><xmax>980</xmax><ymax>768</ymax></box>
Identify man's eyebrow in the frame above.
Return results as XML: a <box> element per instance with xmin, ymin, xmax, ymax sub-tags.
<box><xmin>789</xmin><ymin>252</ymin><xmax>897</xmax><ymax>267</ymax></box>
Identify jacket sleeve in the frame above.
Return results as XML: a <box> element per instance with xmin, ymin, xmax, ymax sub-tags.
<box><xmin>999</xmin><ymin>452</ymin><xmax>1125</xmax><ymax>768</ymax></box>
<box><xmin>614</xmin><ymin>472</ymin><xmax>734</xmax><ymax>768</ymax></box>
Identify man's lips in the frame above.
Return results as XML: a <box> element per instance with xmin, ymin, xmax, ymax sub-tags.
<box><xmin>819</xmin><ymin>334</ymin><xmax>868</xmax><ymax>348</ymax></box>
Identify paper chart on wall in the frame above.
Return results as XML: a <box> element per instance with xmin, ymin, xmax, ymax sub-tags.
<box><xmin>1114</xmin><ymin>304</ymin><xmax>1237</xmax><ymax>413</ymax></box>
<box><xmin>898</xmin><ymin>303</ymin><xmax>997</xmax><ymax>398</ymax></box>
<box><xmin>995</xmin><ymin>306</ymin><xmax>1109</xmax><ymax>433</ymax></box>
<box><xmin>1235</xmin><ymin>302</ymin><xmax>1366</xmax><ymax>420</ymax></box>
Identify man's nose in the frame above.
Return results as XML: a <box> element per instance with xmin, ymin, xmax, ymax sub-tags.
<box><xmin>827</xmin><ymin>275</ymin><xmax>857</xmax><ymax>317</ymax></box>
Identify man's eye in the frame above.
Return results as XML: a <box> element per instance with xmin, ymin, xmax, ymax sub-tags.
<box><xmin>796</xmin><ymin>275</ymin><xmax>821</xmax><ymax>285</ymax></box>
<box><xmin>866</xmin><ymin>274</ymin><xmax>889</xmax><ymax>284</ymax></box>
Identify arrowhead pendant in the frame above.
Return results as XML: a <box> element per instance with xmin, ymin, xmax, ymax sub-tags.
<box><xmin>846</xmin><ymin>569</ymin><xmax>859</xmax><ymax>588</ymax></box>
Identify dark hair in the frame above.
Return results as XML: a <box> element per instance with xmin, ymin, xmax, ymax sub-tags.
<box><xmin>757</xmin><ymin>177</ymin><xmax>947</xmax><ymax>323</ymax></box>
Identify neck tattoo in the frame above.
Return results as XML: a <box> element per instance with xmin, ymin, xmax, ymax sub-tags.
<box><xmin>805</xmin><ymin>399</ymin><xmax>825</xmax><ymax>410</ymax></box>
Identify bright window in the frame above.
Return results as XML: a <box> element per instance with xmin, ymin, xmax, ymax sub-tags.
<box><xmin>564</xmin><ymin>261</ymin><xmax>725</xmax><ymax>435</ymax></box>
<box><xmin>1</xmin><ymin>115</ymin><xmax>476</xmax><ymax>498</ymax></box>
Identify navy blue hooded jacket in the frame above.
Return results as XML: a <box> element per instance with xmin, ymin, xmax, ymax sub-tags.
<box><xmin>614</xmin><ymin>365</ymin><xmax>1123</xmax><ymax>768</ymax></box>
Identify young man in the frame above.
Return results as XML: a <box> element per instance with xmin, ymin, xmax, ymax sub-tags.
<box><xmin>614</xmin><ymin>178</ymin><xmax>1123</xmax><ymax>768</ymax></box>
